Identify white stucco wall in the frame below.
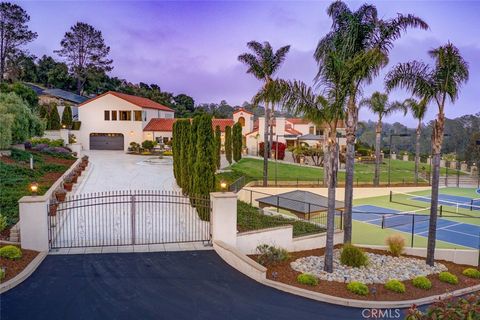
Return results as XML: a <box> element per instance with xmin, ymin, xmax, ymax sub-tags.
<box><xmin>78</xmin><ymin>94</ymin><xmax>144</xmax><ymax>150</ymax></box>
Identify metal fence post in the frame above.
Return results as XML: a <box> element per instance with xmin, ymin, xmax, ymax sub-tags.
<box><xmin>411</xmin><ymin>214</ymin><xmax>415</xmax><ymax>248</ymax></box>
<box><xmin>131</xmin><ymin>195</ymin><xmax>136</xmax><ymax>245</ymax></box>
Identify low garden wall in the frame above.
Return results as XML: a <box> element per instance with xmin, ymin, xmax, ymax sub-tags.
<box><xmin>18</xmin><ymin>157</ymin><xmax>81</xmax><ymax>251</ymax></box>
<box><xmin>236</xmin><ymin>225</ymin><xmax>343</xmax><ymax>254</ymax></box>
<box><xmin>359</xmin><ymin>244</ymin><xmax>479</xmax><ymax>266</ymax></box>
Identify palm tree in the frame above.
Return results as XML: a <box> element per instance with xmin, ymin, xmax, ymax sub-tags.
<box><xmin>385</xmin><ymin>43</ymin><xmax>469</xmax><ymax>266</ymax></box>
<box><xmin>403</xmin><ymin>98</ymin><xmax>428</xmax><ymax>184</ymax></box>
<box><xmin>238</xmin><ymin>41</ymin><xmax>290</xmax><ymax>187</ymax></box>
<box><xmin>315</xmin><ymin>1</ymin><xmax>428</xmax><ymax>244</ymax></box>
<box><xmin>359</xmin><ymin>92</ymin><xmax>406</xmax><ymax>186</ymax></box>
<box><xmin>281</xmin><ymin>80</ymin><xmax>345</xmax><ymax>273</ymax></box>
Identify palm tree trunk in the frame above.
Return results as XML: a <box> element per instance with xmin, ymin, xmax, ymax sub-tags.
<box><xmin>262</xmin><ymin>103</ymin><xmax>269</xmax><ymax>187</ymax></box>
<box><xmin>414</xmin><ymin>122</ymin><xmax>421</xmax><ymax>184</ymax></box>
<box><xmin>373</xmin><ymin>121</ymin><xmax>382</xmax><ymax>186</ymax></box>
<box><xmin>426</xmin><ymin>113</ymin><xmax>445</xmax><ymax>266</ymax></box>
<box><xmin>324</xmin><ymin>138</ymin><xmax>338</xmax><ymax>273</ymax></box>
<box><xmin>343</xmin><ymin>96</ymin><xmax>357</xmax><ymax>243</ymax></box>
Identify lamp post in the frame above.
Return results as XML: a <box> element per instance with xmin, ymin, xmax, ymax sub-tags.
<box><xmin>388</xmin><ymin>132</ymin><xmax>411</xmax><ymax>186</ymax></box>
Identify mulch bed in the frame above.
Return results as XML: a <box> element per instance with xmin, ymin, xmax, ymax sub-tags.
<box><xmin>0</xmin><ymin>246</ymin><xmax>39</xmax><ymax>282</ymax></box>
<box><xmin>250</xmin><ymin>245</ymin><xmax>480</xmax><ymax>301</ymax></box>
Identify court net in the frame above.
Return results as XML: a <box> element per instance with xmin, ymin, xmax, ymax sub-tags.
<box><xmin>389</xmin><ymin>191</ymin><xmax>480</xmax><ymax>215</ymax></box>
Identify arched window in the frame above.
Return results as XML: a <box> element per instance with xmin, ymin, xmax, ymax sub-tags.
<box><xmin>238</xmin><ymin>116</ymin><xmax>245</xmax><ymax>127</ymax></box>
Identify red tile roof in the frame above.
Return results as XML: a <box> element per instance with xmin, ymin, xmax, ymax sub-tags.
<box><xmin>233</xmin><ymin>107</ymin><xmax>253</xmax><ymax>115</ymax></box>
<box><xmin>79</xmin><ymin>91</ymin><xmax>174</xmax><ymax>112</ymax></box>
<box><xmin>286</xmin><ymin>128</ymin><xmax>302</xmax><ymax>135</ymax></box>
<box><xmin>287</xmin><ymin>118</ymin><xmax>310</xmax><ymax>125</ymax></box>
<box><xmin>143</xmin><ymin>118</ymin><xmax>234</xmax><ymax>132</ymax></box>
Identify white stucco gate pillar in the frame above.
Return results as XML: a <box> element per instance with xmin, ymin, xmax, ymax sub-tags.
<box><xmin>210</xmin><ymin>192</ymin><xmax>237</xmax><ymax>247</ymax></box>
<box><xmin>18</xmin><ymin>195</ymin><xmax>49</xmax><ymax>252</ymax></box>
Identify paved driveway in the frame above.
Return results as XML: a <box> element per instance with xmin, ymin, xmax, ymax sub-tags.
<box><xmin>0</xmin><ymin>251</ymin><xmax>380</xmax><ymax>320</ymax></box>
<box><xmin>78</xmin><ymin>151</ymin><xmax>178</xmax><ymax>193</ymax></box>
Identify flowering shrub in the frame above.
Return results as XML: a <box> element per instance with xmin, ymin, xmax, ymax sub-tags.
<box><xmin>259</xmin><ymin>142</ymin><xmax>286</xmax><ymax>160</ymax></box>
<box><xmin>406</xmin><ymin>294</ymin><xmax>479</xmax><ymax>320</ymax></box>
<box><xmin>32</xmin><ymin>143</ymin><xmax>49</xmax><ymax>151</ymax></box>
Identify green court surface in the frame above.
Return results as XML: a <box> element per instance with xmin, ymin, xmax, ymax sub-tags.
<box><xmin>352</xmin><ymin>187</ymin><xmax>479</xmax><ymax>249</ymax></box>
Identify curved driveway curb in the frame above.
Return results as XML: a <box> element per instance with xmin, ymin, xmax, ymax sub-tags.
<box><xmin>0</xmin><ymin>251</ymin><xmax>48</xmax><ymax>294</ymax></box>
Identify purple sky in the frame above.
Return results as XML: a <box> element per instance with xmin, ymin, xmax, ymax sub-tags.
<box><xmin>16</xmin><ymin>0</ymin><xmax>480</xmax><ymax>126</ymax></box>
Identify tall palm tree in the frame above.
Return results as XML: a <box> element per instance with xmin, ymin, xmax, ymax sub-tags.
<box><xmin>359</xmin><ymin>92</ymin><xmax>406</xmax><ymax>186</ymax></box>
<box><xmin>238</xmin><ymin>41</ymin><xmax>290</xmax><ymax>187</ymax></box>
<box><xmin>403</xmin><ymin>98</ymin><xmax>428</xmax><ymax>184</ymax></box>
<box><xmin>385</xmin><ymin>43</ymin><xmax>469</xmax><ymax>266</ymax></box>
<box><xmin>315</xmin><ymin>1</ymin><xmax>428</xmax><ymax>244</ymax></box>
<box><xmin>281</xmin><ymin>80</ymin><xmax>345</xmax><ymax>273</ymax></box>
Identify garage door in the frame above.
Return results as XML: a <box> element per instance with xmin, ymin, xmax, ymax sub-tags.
<box><xmin>90</xmin><ymin>133</ymin><xmax>124</xmax><ymax>150</ymax></box>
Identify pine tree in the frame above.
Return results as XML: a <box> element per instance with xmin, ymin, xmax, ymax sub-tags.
<box><xmin>214</xmin><ymin>125</ymin><xmax>221</xmax><ymax>170</ymax></box>
<box><xmin>193</xmin><ymin>114</ymin><xmax>215</xmax><ymax>220</ymax></box>
<box><xmin>225</xmin><ymin>125</ymin><xmax>232</xmax><ymax>165</ymax></box>
<box><xmin>233</xmin><ymin>122</ymin><xmax>242</xmax><ymax>162</ymax></box>
<box><xmin>47</xmin><ymin>104</ymin><xmax>61</xmax><ymax>130</ymax></box>
<box><xmin>61</xmin><ymin>105</ymin><xmax>73</xmax><ymax>128</ymax></box>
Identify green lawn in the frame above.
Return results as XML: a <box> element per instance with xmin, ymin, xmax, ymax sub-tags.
<box><xmin>218</xmin><ymin>158</ymin><xmax>458</xmax><ymax>186</ymax></box>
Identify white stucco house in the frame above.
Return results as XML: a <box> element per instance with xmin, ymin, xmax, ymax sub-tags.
<box><xmin>77</xmin><ymin>91</ymin><xmax>174</xmax><ymax>150</ymax></box>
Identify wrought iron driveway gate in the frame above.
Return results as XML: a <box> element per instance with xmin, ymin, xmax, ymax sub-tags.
<box><xmin>48</xmin><ymin>191</ymin><xmax>211</xmax><ymax>249</ymax></box>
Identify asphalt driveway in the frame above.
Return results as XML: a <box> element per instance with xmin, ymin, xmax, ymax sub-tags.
<box><xmin>0</xmin><ymin>251</ymin><xmax>394</xmax><ymax>320</ymax></box>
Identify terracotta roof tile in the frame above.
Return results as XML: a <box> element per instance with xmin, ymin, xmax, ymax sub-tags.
<box><xmin>233</xmin><ymin>107</ymin><xmax>254</xmax><ymax>115</ymax></box>
<box><xmin>143</xmin><ymin>118</ymin><xmax>234</xmax><ymax>132</ymax></box>
<box><xmin>79</xmin><ymin>91</ymin><xmax>174</xmax><ymax>112</ymax></box>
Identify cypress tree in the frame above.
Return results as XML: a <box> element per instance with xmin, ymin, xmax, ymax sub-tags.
<box><xmin>39</xmin><ymin>104</ymin><xmax>48</xmax><ymax>118</ymax></box>
<box><xmin>214</xmin><ymin>125</ymin><xmax>221</xmax><ymax>170</ymax></box>
<box><xmin>172</xmin><ymin>121</ymin><xmax>180</xmax><ymax>183</ymax></box>
<box><xmin>225</xmin><ymin>125</ymin><xmax>232</xmax><ymax>165</ymax></box>
<box><xmin>61</xmin><ymin>105</ymin><xmax>73</xmax><ymax>128</ymax></box>
<box><xmin>233</xmin><ymin>122</ymin><xmax>242</xmax><ymax>162</ymax></box>
<box><xmin>188</xmin><ymin>117</ymin><xmax>200</xmax><ymax>196</ymax></box>
<box><xmin>179</xmin><ymin>120</ymin><xmax>191</xmax><ymax>194</ymax></box>
<box><xmin>48</xmin><ymin>105</ymin><xmax>61</xmax><ymax>130</ymax></box>
<box><xmin>193</xmin><ymin>114</ymin><xmax>215</xmax><ymax>220</ymax></box>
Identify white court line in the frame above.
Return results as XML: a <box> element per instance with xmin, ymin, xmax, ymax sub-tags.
<box><xmin>418</xmin><ymin>223</ymin><xmax>478</xmax><ymax>238</ymax></box>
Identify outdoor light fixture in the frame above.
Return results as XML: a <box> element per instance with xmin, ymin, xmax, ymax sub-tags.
<box><xmin>62</xmin><ymin>124</ymin><xmax>66</xmax><ymax>129</ymax></box>
<box><xmin>30</xmin><ymin>182</ymin><xmax>39</xmax><ymax>195</ymax></box>
<box><xmin>220</xmin><ymin>181</ymin><xmax>227</xmax><ymax>192</ymax></box>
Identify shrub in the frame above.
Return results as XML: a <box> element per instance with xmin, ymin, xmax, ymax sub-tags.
<box><xmin>406</xmin><ymin>294</ymin><xmax>479</xmax><ymax>320</ymax></box>
<box><xmin>163</xmin><ymin>150</ymin><xmax>173</xmax><ymax>156</ymax></box>
<box><xmin>141</xmin><ymin>140</ymin><xmax>156</xmax><ymax>151</ymax></box>
<box><xmin>0</xmin><ymin>245</ymin><xmax>22</xmax><ymax>260</ymax></box>
<box><xmin>438</xmin><ymin>272</ymin><xmax>458</xmax><ymax>285</ymax></box>
<box><xmin>259</xmin><ymin>141</ymin><xmax>286</xmax><ymax>160</ymax></box>
<box><xmin>462</xmin><ymin>268</ymin><xmax>480</xmax><ymax>279</ymax></box>
<box><xmin>297</xmin><ymin>273</ymin><xmax>318</xmax><ymax>286</ymax></box>
<box><xmin>340</xmin><ymin>244</ymin><xmax>368</xmax><ymax>268</ymax></box>
<box><xmin>0</xmin><ymin>214</ymin><xmax>8</xmax><ymax>233</ymax></box>
<box><xmin>0</xmin><ymin>268</ymin><xmax>4</xmax><ymax>280</ymax></box>
<box><xmin>412</xmin><ymin>276</ymin><xmax>432</xmax><ymax>290</ymax></box>
<box><xmin>385</xmin><ymin>279</ymin><xmax>406</xmax><ymax>293</ymax></box>
<box><xmin>386</xmin><ymin>234</ymin><xmax>405</xmax><ymax>257</ymax></box>
<box><xmin>225</xmin><ymin>125</ymin><xmax>232</xmax><ymax>164</ymax></box>
<box><xmin>232</xmin><ymin>122</ymin><xmax>243</xmax><ymax>162</ymax></box>
<box><xmin>30</xmin><ymin>138</ymin><xmax>64</xmax><ymax>147</ymax></box>
<box><xmin>71</xmin><ymin>121</ymin><xmax>81</xmax><ymax>130</ymax></box>
<box><xmin>47</xmin><ymin>104</ymin><xmax>61</xmax><ymax>130</ymax></box>
<box><xmin>256</xmin><ymin>244</ymin><xmax>290</xmax><ymax>266</ymax></box>
<box><xmin>61</xmin><ymin>105</ymin><xmax>73</xmax><ymax>128</ymax></box>
<box><xmin>346</xmin><ymin>281</ymin><xmax>369</xmax><ymax>296</ymax></box>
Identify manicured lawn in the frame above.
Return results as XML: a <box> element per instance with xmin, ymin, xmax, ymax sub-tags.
<box><xmin>218</xmin><ymin>158</ymin><xmax>458</xmax><ymax>186</ymax></box>
<box><xmin>0</xmin><ymin>149</ymin><xmax>75</xmax><ymax>226</ymax></box>
<box><xmin>237</xmin><ymin>201</ymin><xmax>325</xmax><ymax>237</ymax></box>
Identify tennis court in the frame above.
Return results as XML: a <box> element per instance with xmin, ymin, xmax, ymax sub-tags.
<box><xmin>410</xmin><ymin>194</ymin><xmax>480</xmax><ymax>211</ymax></box>
<box><xmin>353</xmin><ymin>205</ymin><xmax>480</xmax><ymax>248</ymax></box>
